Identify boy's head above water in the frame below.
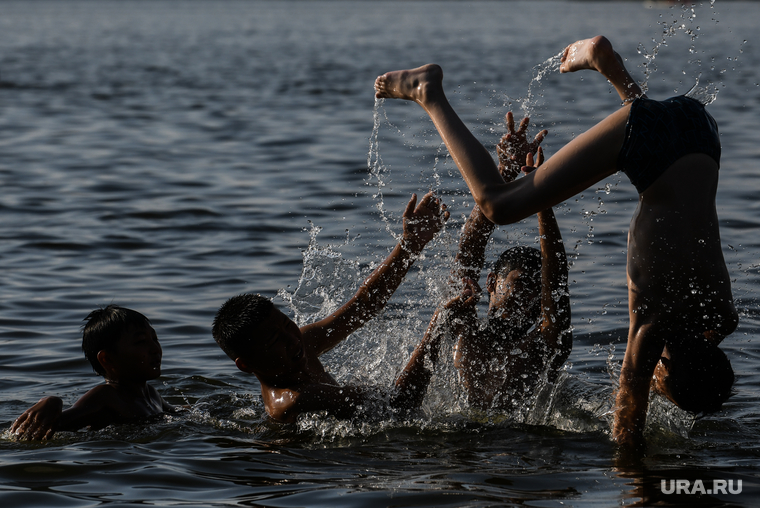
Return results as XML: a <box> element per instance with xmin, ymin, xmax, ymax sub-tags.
<box><xmin>212</xmin><ymin>293</ymin><xmax>274</xmax><ymax>360</ymax></box>
<box><xmin>486</xmin><ymin>246</ymin><xmax>542</xmax><ymax>325</ymax></box>
<box><xmin>212</xmin><ymin>294</ymin><xmax>306</xmax><ymax>381</ymax></box>
<box><xmin>82</xmin><ymin>305</ymin><xmax>161</xmax><ymax>382</ymax></box>
<box><xmin>652</xmin><ymin>338</ymin><xmax>734</xmax><ymax>413</ymax></box>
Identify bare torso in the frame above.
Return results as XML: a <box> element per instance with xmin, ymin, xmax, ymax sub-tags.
<box><xmin>626</xmin><ymin>153</ymin><xmax>736</xmax><ymax>337</ymax></box>
<box><xmin>456</xmin><ymin>321</ymin><xmax>561</xmax><ymax>410</ymax></box>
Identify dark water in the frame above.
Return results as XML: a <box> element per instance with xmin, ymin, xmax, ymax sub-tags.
<box><xmin>1</xmin><ymin>0</ymin><xmax>760</xmax><ymax>506</ymax></box>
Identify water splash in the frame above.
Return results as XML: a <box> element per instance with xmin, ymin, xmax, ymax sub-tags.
<box><xmin>518</xmin><ymin>51</ymin><xmax>563</xmax><ymax>119</ymax></box>
<box><xmin>277</xmin><ymin>222</ymin><xmax>361</xmax><ymax>328</ymax></box>
<box><xmin>684</xmin><ymin>77</ymin><xmax>718</xmax><ymax>105</ymax></box>
<box><xmin>638</xmin><ymin>0</ymin><xmax>724</xmax><ymax>100</ymax></box>
<box><xmin>284</xmin><ymin>24</ymin><xmax>734</xmax><ymax>441</ymax></box>
<box><xmin>366</xmin><ymin>97</ymin><xmax>408</xmax><ymax>243</ymax></box>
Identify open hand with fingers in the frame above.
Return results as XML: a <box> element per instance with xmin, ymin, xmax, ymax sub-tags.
<box><xmin>10</xmin><ymin>396</ymin><xmax>63</xmax><ymax>440</ymax></box>
<box><xmin>497</xmin><ymin>112</ymin><xmax>547</xmax><ymax>182</ymax></box>
<box><xmin>402</xmin><ymin>191</ymin><xmax>450</xmax><ymax>253</ymax></box>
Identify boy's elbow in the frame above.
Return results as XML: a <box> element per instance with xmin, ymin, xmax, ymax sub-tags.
<box><xmin>476</xmin><ymin>189</ymin><xmax>522</xmax><ymax>226</ymax></box>
<box><xmin>477</xmin><ymin>197</ymin><xmax>510</xmax><ymax>225</ymax></box>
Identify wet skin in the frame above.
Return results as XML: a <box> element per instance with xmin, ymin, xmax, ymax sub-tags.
<box><xmin>12</xmin><ymin>322</ymin><xmax>173</xmax><ymax>440</ymax></box>
<box><xmin>448</xmin><ymin>116</ymin><xmax>571</xmax><ymax>411</ymax></box>
<box><xmin>374</xmin><ymin>36</ymin><xmax>737</xmax><ymax>449</ymax></box>
<box><xmin>232</xmin><ymin>192</ymin><xmax>449</xmax><ymax>423</ymax></box>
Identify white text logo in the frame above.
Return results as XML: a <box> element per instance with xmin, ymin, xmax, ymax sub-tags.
<box><xmin>660</xmin><ymin>479</ymin><xmax>742</xmax><ymax>495</ymax></box>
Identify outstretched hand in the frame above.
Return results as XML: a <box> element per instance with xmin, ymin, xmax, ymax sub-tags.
<box><xmin>11</xmin><ymin>396</ymin><xmax>63</xmax><ymax>440</ymax></box>
<box><xmin>496</xmin><ymin>112</ymin><xmax>547</xmax><ymax>182</ymax></box>
<box><xmin>402</xmin><ymin>191</ymin><xmax>449</xmax><ymax>253</ymax></box>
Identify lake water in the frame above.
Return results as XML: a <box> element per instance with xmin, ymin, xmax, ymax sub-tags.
<box><xmin>2</xmin><ymin>0</ymin><xmax>760</xmax><ymax>506</ymax></box>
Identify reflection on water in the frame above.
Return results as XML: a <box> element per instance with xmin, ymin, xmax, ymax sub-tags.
<box><xmin>1</xmin><ymin>0</ymin><xmax>760</xmax><ymax>506</ymax></box>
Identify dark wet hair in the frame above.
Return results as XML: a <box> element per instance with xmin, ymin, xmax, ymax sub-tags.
<box><xmin>493</xmin><ymin>246</ymin><xmax>541</xmax><ymax>285</ymax></box>
<box><xmin>82</xmin><ymin>305</ymin><xmax>151</xmax><ymax>376</ymax></box>
<box><xmin>212</xmin><ymin>293</ymin><xmax>274</xmax><ymax>361</ymax></box>
<box><xmin>665</xmin><ymin>342</ymin><xmax>734</xmax><ymax>413</ymax></box>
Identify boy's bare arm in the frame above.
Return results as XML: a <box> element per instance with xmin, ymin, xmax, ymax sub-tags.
<box><xmin>269</xmin><ymin>289</ymin><xmax>477</xmax><ymax>423</ymax></box>
<box><xmin>613</xmin><ymin>325</ymin><xmax>668</xmax><ymax>449</ymax></box>
<box><xmin>448</xmin><ymin>279</ymin><xmax>485</xmax><ymax>398</ymax></box>
<box><xmin>452</xmin><ymin>205</ymin><xmax>494</xmax><ymax>283</ymax></box>
<box><xmin>393</xmin><ymin>285</ymin><xmax>477</xmax><ymax>411</ymax></box>
<box><xmin>265</xmin><ymin>383</ymin><xmax>374</xmax><ymax>423</ymax></box>
<box><xmin>536</xmin><ymin>207</ymin><xmax>572</xmax><ymax>361</ymax></box>
<box><xmin>11</xmin><ymin>386</ymin><xmax>118</xmax><ymax>439</ymax></box>
<box><xmin>525</xmin><ymin>149</ymin><xmax>572</xmax><ymax>357</ymax></box>
<box><xmin>11</xmin><ymin>396</ymin><xmax>64</xmax><ymax>440</ymax></box>
<box><xmin>302</xmin><ymin>191</ymin><xmax>449</xmax><ymax>355</ymax></box>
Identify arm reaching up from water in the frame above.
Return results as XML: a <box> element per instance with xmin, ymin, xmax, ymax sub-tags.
<box><xmin>522</xmin><ymin>149</ymin><xmax>572</xmax><ymax>370</ymax></box>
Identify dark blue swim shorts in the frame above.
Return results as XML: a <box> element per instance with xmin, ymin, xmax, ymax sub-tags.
<box><xmin>617</xmin><ymin>95</ymin><xmax>721</xmax><ymax>193</ymax></box>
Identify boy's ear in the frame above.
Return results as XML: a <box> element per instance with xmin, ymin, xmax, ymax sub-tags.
<box><xmin>96</xmin><ymin>350</ymin><xmax>115</xmax><ymax>372</ymax></box>
<box><xmin>235</xmin><ymin>357</ymin><xmax>254</xmax><ymax>374</ymax></box>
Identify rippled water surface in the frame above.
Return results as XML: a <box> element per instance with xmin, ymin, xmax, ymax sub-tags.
<box><xmin>2</xmin><ymin>1</ymin><xmax>760</xmax><ymax>506</ymax></box>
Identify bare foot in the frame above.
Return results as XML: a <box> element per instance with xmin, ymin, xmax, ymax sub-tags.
<box><xmin>374</xmin><ymin>64</ymin><xmax>444</xmax><ymax>106</ymax></box>
<box><xmin>560</xmin><ymin>35</ymin><xmax>619</xmax><ymax>75</ymax></box>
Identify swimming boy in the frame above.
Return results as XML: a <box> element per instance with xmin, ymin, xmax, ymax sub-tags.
<box><xmin>448</xmin><ymin>113</ymin><xmax>571</xmax><ymax>410</ymax></box>
<box><xmin>374</xmin><ymin>36</ymin><xmax>737</xmax><ymax>449</ymax></box>
<box><xmin>212</xmin><ymin>192</ymin><xmax>450</xmax><ymax>423</ymax></box>
<box><xmin>11</xmin><ymin>305</ymin><xmax>174</xmax><ymax>440</ymax></box>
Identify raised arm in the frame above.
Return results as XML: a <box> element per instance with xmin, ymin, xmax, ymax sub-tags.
<box><xmin>525</xmin><ymin>150</ymin><xmax>572</xmax><ymax>364</ymax></box>
<box><xmin>392</xmin><ymin>283</ymin><xmax>478</xmax><ymax>411</ymax></box>
<box><xmin>452</xmin><ymin>113</ymin><xmax>546</xmax><ymax>283</ymax></box>
<box><xmin>302</xmin><ymin>191</ymin><xmax>449</xmax><ymax>355</ymax></box>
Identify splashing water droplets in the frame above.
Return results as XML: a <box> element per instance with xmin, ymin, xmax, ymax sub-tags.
<box><xmin>518</xmin><ymin>52</ymin><xmax>563</xmax><ymax>119</ymax></box>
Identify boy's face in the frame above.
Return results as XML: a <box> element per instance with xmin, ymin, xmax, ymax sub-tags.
<box><xmin>487</xmin><ymin>269</ymin><xmax>540</xmax><ymax>324</ymax></box>
<box><xmin>107</xmin><ymin>323</ymin><xmax>163</xmax><ymax>382</ymax></box>
<box><xmin>237</xmin><ymin>307</ymin><xmax>307</xmax><ymax>381</ymax></box>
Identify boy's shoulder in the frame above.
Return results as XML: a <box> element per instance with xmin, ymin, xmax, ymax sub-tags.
<box><xmin>74</xmin><ymin>383</ymin><xmax>119</xmax><ymax>406</ymax></box>
<box><xmin>74</xmin><ymin>382</ymin><xmax>165</xmax><ymax>417</ymax></box>
<box><xmin>259</xmin><ymin>372</ymin><xmax>342</xmax><ymax>423</ymax></box>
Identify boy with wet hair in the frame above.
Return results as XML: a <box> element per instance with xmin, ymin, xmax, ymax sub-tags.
<box><xmin>447</xmin><ymin>115</ymin><xmax>572</xmax><ymax>410</ymax></box>
<box><xmin>653</xmin><ymin>340</ymin><xmax>734</xmax><ymax>414</ymax></box>
<box><xmin>212</xmin><ymin>192</ymin><xmax>451</xmax><ymax>423</ymax></box>
<box><xmin>11</xmin><ymin>305</ymin><xmax>174</xmax><ymax>440</ymax></box>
